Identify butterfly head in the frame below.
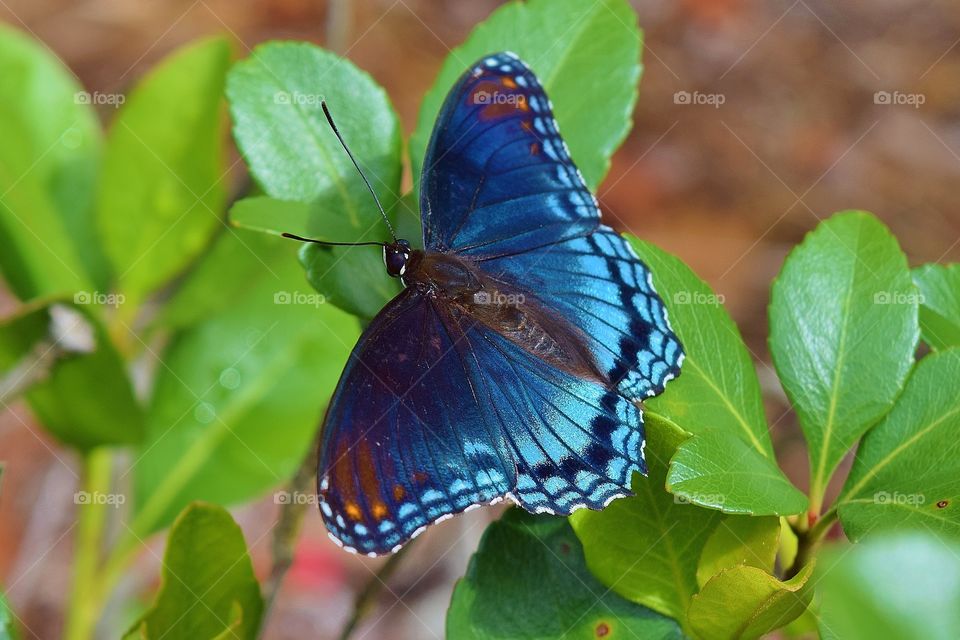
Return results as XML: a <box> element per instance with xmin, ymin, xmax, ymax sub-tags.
<box><xmin>383</xmin><ymin>239</ymin><xmax>413</xmax><ymax>278</ymax></box>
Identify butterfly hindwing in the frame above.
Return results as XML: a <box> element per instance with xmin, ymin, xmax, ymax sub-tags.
<box><xmin>421</xmin><ymin>52</ymin><xmax>599</xmax><ymax>257</ymax></box>
<box><xmin>318</xmin><ymin>289</ymin><xmax>516</xmax><ymax>556</ymax></box>
<box><xmin>460</xmin><ymin>324</ymin><xmax>646</xmax><ymax>514</ymax></box>
<box><xmin>481</xmin><ymin>227</ymin><xmax>684</xmax><ymax>400</ymax></box>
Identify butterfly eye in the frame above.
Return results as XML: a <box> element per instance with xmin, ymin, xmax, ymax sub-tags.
<box><xmin>383</xmin><ymin>240</ymin><xmax>411</xmax><ymax>278</ymax></box>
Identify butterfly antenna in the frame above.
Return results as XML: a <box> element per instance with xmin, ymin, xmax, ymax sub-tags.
<box><xmin>280</xmin><ymin>232</ymin><xmax>386</xmax><ymax>248</ymax></box>
<box><xmin>321</xmin><ymin>101</ymin><xmax>397</xmax><ymax>243</ymax></box>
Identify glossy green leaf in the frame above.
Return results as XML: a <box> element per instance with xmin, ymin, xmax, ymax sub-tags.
<box><xmin>126</xmin><ymin>503</ymin><xmax>262</xmax><ymax>640</ymax></box>
<box><xmin>570</xmin><ymin>413</ymin><xmax>723</xmax><ymax>624</ymax></box>
<box><xmin>0</xmin><ymin>299</ymin><xmax>143</xmax><ymax>449</ymax></box>
<box><xmin>0</xmin><ymin>25</ymin><xmax>101</xmax><ymax>299</ymax></box>
<box><xmin>132</xmin><ymin>256</ymin><xmax>358</xmax><ymax>535</ymax></box>
<box><xmin>447</xmin><ymin>509</ymin><xmax>683</xmax><ymax>640</ymax></box>
<box><xmin>696</xmin><ymin>516</ymin><xmax>780</xmax><ymax>588</ymax></box>
<box><xmin>666</xmin><ymin>429</ymin><xmax>807</xmax><ymax>516</ymax></box>
<box><xmin>227</xmin><ymin>42</ymin><xmax>401</xmax><ymax>218</ymax></box>
<box><xmin>687</xmin><ymin>563</ymin><xmax>814</xmax><ymax>640</ymax></box>
<box><xmin>837</xmin><ymin>348</ymin><xmax>960</xmax><ymax>540</ymax></box>
<box><xmin>97</xmin><ymin>37</ymin><xmax>230</xmax><ymax>307</ymax></box>
<box><xmin>769</xmin><ymin>211</ymin><xmax>919</xmax><ymax>508</ymax></box>
<box><xmin>628</xmin><ymin>237</ymin><xmax>806</xmax><ymax>516</ymax></box>
<box><xmin>817</xmin><ymin>533</ymin><xmax>960</xmax><ymax>640</ymax></box>
<box><xmin>229</xmin><ymin>196</ymin><xmax>358</xmax><ymax>241</ymax></box>
<box><xmin>154</xmin><ymin>228</ymin><xmax>291</xmax><ymax>331</ymax></box>
<box><xmin>226</xmin><ymin>41</ymin><xmax>403</xmax><ymax>319</ymax></box>
<box><xmin>298</xmin><ymin>243</ymin><xmax>401</xmax><ymax>322</ymax></box>
<box><xmin>913</xmin><ymin>263</ymin><xmax>960</xmax><ymax>350</ymax></box>
<box><xmin>410</xmin><ymin>0</ymin><xmax>641</xmax><ymax>193</ymax></box>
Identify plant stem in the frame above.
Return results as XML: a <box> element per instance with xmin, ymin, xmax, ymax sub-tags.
<box><xmin>63</xmin><ymin>448</ymin><xmax>113</xmax><ymax>640</ymax></box>
<box><xmin>261</xmin><ymin>432</ymin><xmax>320</xmax><ymax>629</ymax></box>
<box><xmin>339</xmin><ymin>543</ymin><xmax>413</xmax><ymax>640</ymax></box>
<box><xmin>786</xmin><ymin>506</ymin><xmax>837</xmax><ymax>579</ymax></box>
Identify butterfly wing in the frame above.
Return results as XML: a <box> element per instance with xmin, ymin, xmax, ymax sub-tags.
<box><xmin>420</xmin><ymin>52</ymin><xmax>683</xmax><ymax>401</ymax></box>
<box><xmin>481</xmin><ymin>228</ymin><xmax>683</xmax><ymax>400</ymax></box>
<box><xmin>420</xmin><ymin>52</ymin><xmax>599</xmax><ymax>258</ymax></box>
<box><xmin>317</xmin><ymin>288</ymin><xmax>515</xmax><ymax>556</ymax></box>
<box><xmin>318</xmin><ymin>285</ymin><xmax>650</xmax><ymax>554</ymax></box>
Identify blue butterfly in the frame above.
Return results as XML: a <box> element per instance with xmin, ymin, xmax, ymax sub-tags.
<box><xmin>312</xmin><ymin>52</ymin><xmax>683</xmax><ymax>556</ymax></box>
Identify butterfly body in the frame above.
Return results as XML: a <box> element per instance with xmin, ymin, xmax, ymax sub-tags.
<box><xmin>317</xmin><ymin>52</ymin><xmax>684</xmax><ymax>556</ymax></box>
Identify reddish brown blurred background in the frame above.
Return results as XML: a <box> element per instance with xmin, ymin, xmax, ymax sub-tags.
<box><xmin>1</xmin><ymin>0</ymin><xmax>958</xmax><ymax>638</ymax></box>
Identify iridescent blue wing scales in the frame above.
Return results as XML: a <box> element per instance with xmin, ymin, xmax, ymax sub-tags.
<box><xmin>421</xmin><ymin>52</ymin><xmax>683</xmax><ymax>400</ymax></box>
<box><xmin>480</xmin><ymin>228</ymin><xmax>683</xmax><ymax>400</ymax></box>
<box><xmin>318</xmin><ymin>289</ymin><xmax>516</xmax><ymax>555</ymax></box>
<box><xmin>460</xmin><ymin>326</ymin><xmax>646</xmax><ymax>514</ymax></box>
<box><xmin>421</xmin><ymin>53</ymin><xmax>599</xmax><ymax>257</ymax></box>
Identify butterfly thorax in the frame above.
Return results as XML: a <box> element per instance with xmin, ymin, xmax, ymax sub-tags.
<box><xmin>403</xmin><ymin>250</ymin><xmax>606</xmax><ymax>384</ymax></box>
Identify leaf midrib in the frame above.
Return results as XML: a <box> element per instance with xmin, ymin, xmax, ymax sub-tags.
<box><xmin>683</xmin><ymin>357</ymin><xmax>769</xmax><ymax>456</ymax></box>
<box><xmin>812</xmin><ymin>221</ymin><xmax>864</xmax><ymax>495</ymax></box>
<box><xmin>842</xmin><ymin>403</ymin><xmax>960</xmax><ymax>501</ymax></box>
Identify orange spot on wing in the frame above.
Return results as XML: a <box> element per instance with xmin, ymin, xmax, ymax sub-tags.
<box><xmin>502</xmin><ymin>76</ymin><xmax>517</xmax><ymax>88</ymax></box>
<box><xmin>393</xmin><ymin>484</ymin><xmax>406</xmax><ymax>500</ymax></box>
<box><xmin>372</xmin><ymin>502</ymin><xmax>388</xmax><ymax>519</ymax></box>
<box><xmin>345</xmin><ymin>502</ymin><xmax>362</xmax><ymax>520</ymax></box>
<box><xmin>530</xmin><ymin>142</ymin><xmax>540</xmax><ymax>156</ymax></box>
<box><xmin>521</xmin><ymin>120</ymin><xmax>533</xmax><ymax>131</ymax></box>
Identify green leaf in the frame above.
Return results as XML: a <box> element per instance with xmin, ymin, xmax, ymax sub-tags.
<box><xmin>628</xmin><ymin>237</ymin><xmax>806</xmax><ymax>516</ymax></box>
<box><xmin>410</xmin><ymin>0</ymin><xmax>641</xmax><ymax>193</ymax></box>
<box><xmin>0</xmin><ymin>589</ymin><xmax>16</xmax><ymax>640</ymax></box>
<box><xmin>226</xmin><ymin>41</ymin><xmax>401</xmax><ymax>217</ymax></box>
<box><xmin>0</xmin><ymin>25</ymin><xmax>101</xmax><ymax>299</ymax></box>
<box><xmin>836</xmin><ymin>348</ymin><xmax>960</xmax><ymax>540</ymax></box>
<box><xmin>126</xmin><ymin>503</ymin><xmax>262</xmax><ymax>640</ymax></box>
<box><xmin>229</xmin><ymin>196</ymin><xmax>357</xmax><ymax>240</ymax></box>
<box><xmin>154</xmin><ymin>228</ymin><xmax>291</xmax><ymax>331</ymax></box>
<box><xmin>666</xmin><ymin>429</ymin><xmax>807</xmax><ymax>516</ymax></box>
<box><xmin>817</xmin><ymin>533</ymin><xmax>960</xmax><ymax>640</ymax></box>
<box><xmin>0</xmin><ymin>299</ymin><xmax>143</xmax><ymax>449</ymax></box>
<box><xmin>769</xmin><ymin>211</ymin><xmax>919</xmax><ymax>508</ymax></box>
<box><xmin>696</xmin><ymin>516</ymin><xmax>780</xmax><ymax>588</ymax></box>
<box><xmin>132</xmin><ymin>257</ymin><xmax>359</xmax><ymax>535</ymax></box>
<box><xmin>913</xmin><ymin>263</ymin><xmax>960</xmax><ymax>350</ymax></box>
<box><xmin>226</xmin><ymin>41</ymin><xmax>403</xmax><ymax>319</ymax></box>
<box><xmin>687</xmin><ymin>563</ymin><xmax>814</xmax><ymax>640</ymax></box>
<box><xmin>570</xmin><ymin>413</ymin><xmax>723</xmax><ymax>625</ymax></box>
<box><xmin>447</xmin><ymin>509</ymin><xmax>683</xmax><ymax>640</ymax></box>
<box><xmin>298</xmin><ymin>243</ymin><xmax>401</xmax><ymax>322</ymax></box>
<box><xmin>97</xmin><ymin>37</ymin><xmax>230</xmax><ymax>308</ymax></box>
